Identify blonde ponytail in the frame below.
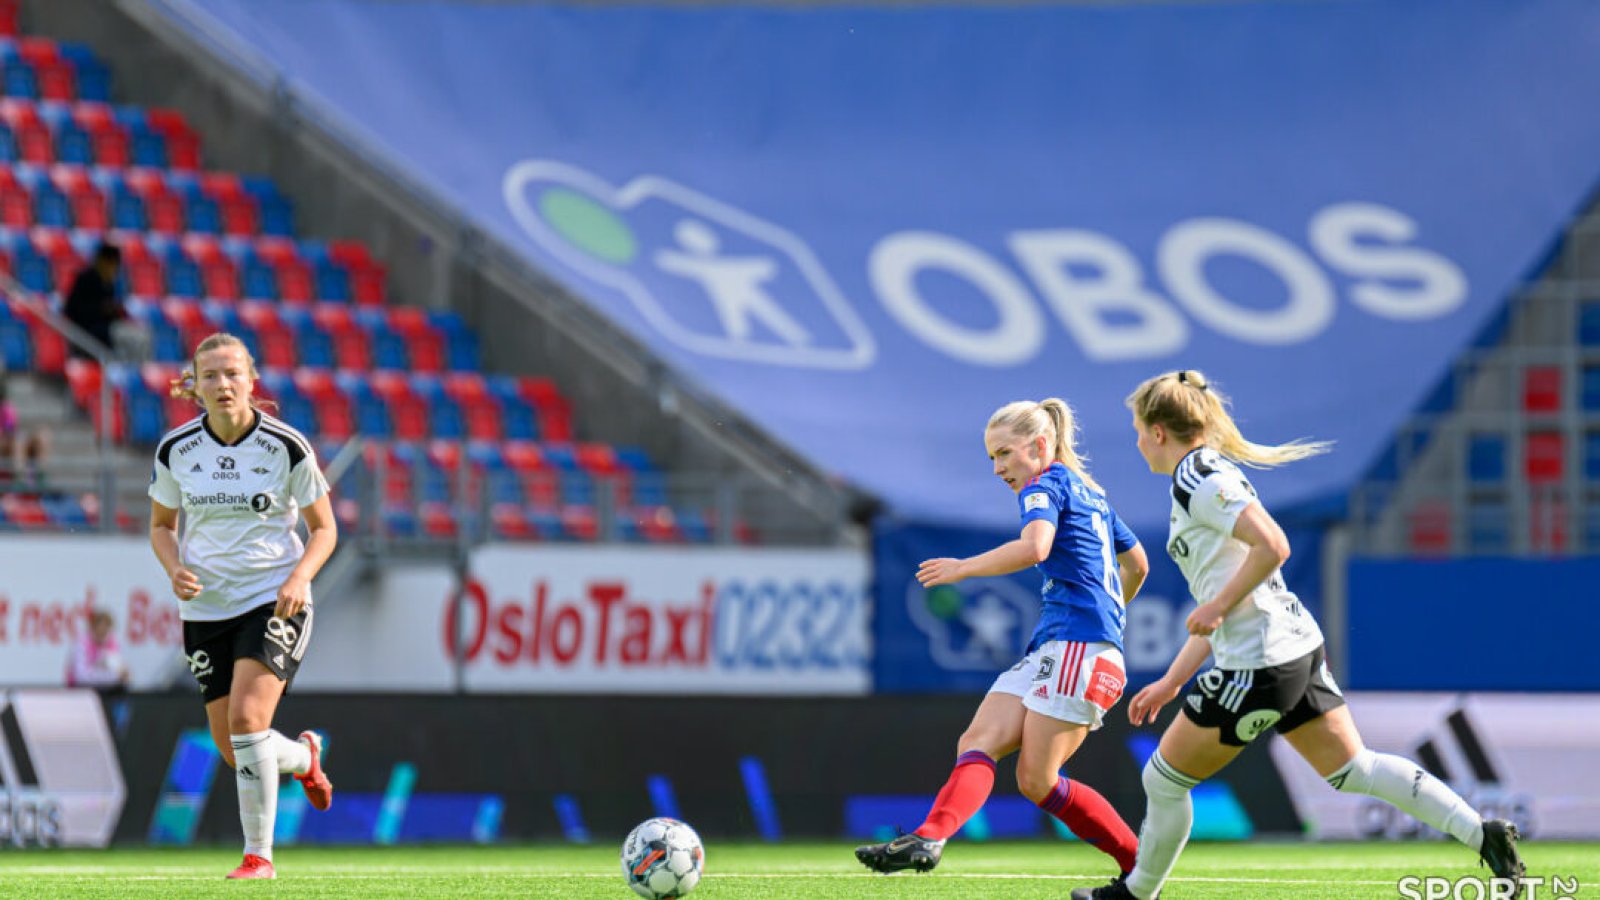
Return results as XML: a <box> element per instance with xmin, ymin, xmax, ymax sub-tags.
<box><xmin>987</xmin><ymin>397</ymin><xmax>1104</xmax><ymax>493</ymax></box>
<box><xmin>1125</xmin><ymin>369</ymin><xmax>1329</xmax><ymax>468</ymax></box>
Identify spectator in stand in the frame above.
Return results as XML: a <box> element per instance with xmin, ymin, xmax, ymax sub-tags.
<box><xmin>0</xmin><ymin>377</ymin><xmax>49</xmax><ymax>487</ymax></box>
<box><xmin>63</xmin><ymin>242</ymin><xmax>130</xmax><ymax>360</ymax></box>
<box><xmin>66</xmin><ymin>609</ymin><xmax>130</xmax><ymax>695</ymax></box>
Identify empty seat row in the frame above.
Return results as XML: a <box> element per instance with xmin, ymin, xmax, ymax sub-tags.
<box><xmin>0</xmin><ymin>226</ymin><xmax>390</xmax><ymax>303</ymax></box>
<box><xmin>0</xmin><ymin>37</ymin><xmax>111</xmax><ymax>104</ymax></box>
<box><xmin>0</xmin><ymin>162</ymin><xmax>288</xmax><ymax>236</ymax></box>
<box><xmin>61</xmin><ymin>359</ymin><xmax>570</xmax><ymax>447</ymax></box>
<box><xmin>125</xmin><ymin>298</ymin><xmax>477</xmax><ymax>372</ymax></box>
<box><xmin>0</xmin><ymin>99</ymin><xmax>197</xmax><ymax>169</ymax></box>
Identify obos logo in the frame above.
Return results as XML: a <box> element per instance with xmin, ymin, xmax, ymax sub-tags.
<box><xmin>506</xmin><ymin>159</ymin><xmax>1469</xmax><ymax>370</ymax></box>
<box><xmin>504</xmin><ymin>160</ymin><xmax>875</xmax><ymax>370</ymax></box>
<box><xmin>906</xmin><ymin>578</ymin><xmax>1038</xmax><ymax>672</ymax></box>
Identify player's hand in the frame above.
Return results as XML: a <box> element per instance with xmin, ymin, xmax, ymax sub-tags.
<box><xmin>275</xmin><ymin>575</ymin><xmax>311</xmax><ymax>619</ymax></box>
<box><xmin>1128</xmin><ymin>677</ymin><xmax>1180</xmax><ymax>726</ymax></box>
<box><xmin>1186</xmin><ymin>600</ymin><xmax>1228</xmax><ymax>636</ymax></box>
<box><xmin>917</xmin><ymin>557</ymin><xmax>966</xmax><ymax>587</ymax></box>
<box><xmin>170</xmin><ymin>567</ymin><xmax>203</xmax><ymax>601</ymax></box>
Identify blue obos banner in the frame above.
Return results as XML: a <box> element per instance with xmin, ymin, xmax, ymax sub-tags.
<box><xmin>178</xmin><ymin>0</ymin><xmax>1600</xmax><ymax>532</ymax></box>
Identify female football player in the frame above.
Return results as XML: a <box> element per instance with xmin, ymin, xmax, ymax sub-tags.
<box><xmin>856</xmin><ymin>398</ymin><xmax>1149</xmax><ymax>878</ymax></box>
<box><xmin>149</xmin><ymin>333</ymin><xmax>336</xmax><ymax>880</ymax></box>
<box><xmin>1071</xmin><ymin>370</ymin><xmax>1525</xmax><ymax>900</ymax></box>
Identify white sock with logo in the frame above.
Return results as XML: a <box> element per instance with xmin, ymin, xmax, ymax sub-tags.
<box><xmin>230</xmin><ymin>731</ymin><xmax>278</xmax><ymax>862</ymax></box>
<box><xmin>1125</xmin><ymin>752</ymin><xmax>1200</xmax><ymax>900</ymax></box>
<box><xmin>269</xmin><ymin>730</ymin><xmax>311</xmax><ymax>775</ymax></box>
<box><xmin>1327</xmin><ymin>749</ymin><xmax>1483</xmax><ymax>848</ymax></box>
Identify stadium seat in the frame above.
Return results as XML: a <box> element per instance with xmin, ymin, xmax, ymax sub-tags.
<box><xmin>1</xmin><ymin>50</ymin><xmax>36</xmax><ymax>100</ymax></box>
<box><xmin>124</xmin><ymin>297</ymin><xmax>184</xmax><ymax>362</ymax></box>
<box><xmin>357</xmin><ymin>306</ymin><xmax>409</xmax><ymax>369</ymax></box>
<box><xmin>15</xmin><ymin>165</ymin><xmax>67</xmax><ymax>227</ymax></box>
<box><xmin>1466</xmin><ymin>498</ymin><xmax>1510</xmax><ymax>554</ymax></box>
<box><xmin>294</xmin><ymin>368</ymin><xmax>353</xmax><ymax>441</ymax></box>
<box><xmin>145</xmin><ymin>107</ymin><xmax>200</xmax><ymax>170</ymax></box>
<box><xmin>255</xmin><ymin>236</ymin><xmax>312</xmax><ymax>301</ymax></box>
<box><xmin>57</xmin><ymin>43</ymin><xmax>110</xmax><ymax>103</ymax></box>
<box><xmin>369</xmin><ymin>369</ymin><xmax>428</xmax><ymax>440</ymax></box>
<box><xmin>18</xmin><ymin>38</ymin><xmax>72</xmax><ymax>102</ymax></box>
<box><xmin>71</xmin><ymin>102</ymin><xmax>128</xmax><ymax>165</ymax></box>
<box><xmin>313</xmin><ymin>303</ymin><xmax>371</xmax><ymax>370</ymax></box>
<box><xmin>241</xmin><ymin>177</ymin><xmax>293</xmax><ymax>236</ymax></box>
<box><xmin>237</xmin><ymin>301</ymin><xmax>295</xmax><ymax>368</ymax></box>
<box><xmin>1581</xmin><ymin>302</ymin><xmax>1600</xmax><ymax>346</ymax></box>
<box><xmin>0</xmin><ymin>167</ymin><xmax>30</xmax><ymax>227</ymax></box>
<box><xmin>1525</xmin><ymin>431</ymin><xmax>1564</xmax><ymax>484</ymax></box>
<box><xmin>1466</xmin><ymin>433</ymin><xmax>1505</xmax><ymax>484</ymax></box>
<box><xmin>338</xmin><ymin>370</ymin><xmax>391</xmax><ymax>437</ymax></box>
<box><xmin>411</xmin><ymin>373</ymin><xmax>463</xmax><ymax>440</ymax></box>
<box><xmin>1522</xmin><ymin>366</ymin><xmax>1562</xmax><ymax>413</ymax></box>
<box><xmin>279</xmin><ymin>304</ymin><xmax>334</xmax><ymax>367</ymax></box>
<box><xmin>0</xmin><ymin>493</ymin><xmax>48</xmax><ymax>529</ymax></box>
<box><xmin>0</xmin><ymin>298</ymin><xmax>29</xmax><ymax>370</ymax></box>
<box><xmin>37</xmin><ymin>102</ymin><xmax>90</xmax><ymax>164</ymax></box>
<box><xmin>124</xmin><ymin>168</ymin><xmax>184</xmax><ymax>234</ymax></box>
<box><xmin>443</xmin><ymin>372</ymin><xmax>501</xmax><ymax>441</ymax></box>
<box><xmin>50</xmin><ymin>164</ymin><xmax>106</xmax><ymax>230</ymax></box>
<box><xmin>0</xmin><ymin>99</ymin><xmax>49</xmax><ymax>162</ymax></box>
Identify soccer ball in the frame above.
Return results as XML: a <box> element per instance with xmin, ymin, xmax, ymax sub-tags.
<box><xmin>620</xmin><ymin>817</ymin><xmax>704</xmax><ymax>899</ymax></box>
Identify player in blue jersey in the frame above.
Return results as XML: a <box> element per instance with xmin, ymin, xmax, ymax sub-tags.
<box><xmin>857</xmin><ymin>398</ymin><xmax>1150</xmax><ymax>877</ymax></box>
<box><xmin>1070</xmin><ymin>370</ymin><xmax>1525</xmax><ymax>900</ymax></box>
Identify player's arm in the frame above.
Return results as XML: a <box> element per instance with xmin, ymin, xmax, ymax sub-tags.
<box><xmin>917</xmin><ymin>519</ymin><xmax>1054</xmax><ymax>587</ymax></box>
<box><xmin>1128</xmin><ymin>634</ymin><xmax>1213</xmax><ymax>726</ymax></box>
<box><xmin>275</xmin><ymin>494</ymin><xmax>337</xmax><ymax>619</ymax></box>
<box><xmin>149</xmin><ymin>500</ymin><xmax>202</xmax><ymax>600</ymax></box>
<box><xmin>1117</xmin><ymin>543</ymin><xmax>1149</xmax><ymax>604</ymax></box>
<box><xmin>1186</xmin><ymin>502</ymin><xmax>1289</xmax><ymax>636</ymax></box>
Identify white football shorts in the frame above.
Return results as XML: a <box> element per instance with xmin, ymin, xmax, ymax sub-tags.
<box><xmin>989</xmin><ymin>640</ymin><xmax>1127</xmax><ymax>729</ymax></box>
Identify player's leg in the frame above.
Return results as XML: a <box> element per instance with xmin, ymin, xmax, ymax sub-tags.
<box><xmin>225</xmin><ymin>657</ymin><xmax>287</xmax><ymax>878</ymax></box>
<box><xmin>1016</xmin><ymin>641</ymin><xmax>1137</xmax><ymax>874</ymax></box>
<box><xmin>854</xmin><ymin>690</ymin><xmax>1024</xmax><ymax>873</ymax></box>
<box><xmin>1281</xmin><ymin>705</ymin><xmax>1523</xmax><ymax>880</ymax></box>
<box><xmin>1015</xmin><ymin>710</ymin><xmax>1137</xmax><ymax>873</ymax></box>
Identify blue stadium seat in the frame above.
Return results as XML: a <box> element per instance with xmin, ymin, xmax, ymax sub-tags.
<box><xmin>338</xmin><ymin>371</ymin><xmax>391</xmax><ymax>437</ymax></box>
<box><xmin>240</xmin><ymin>177</ymin><xmax>294</xmax><ymax>236</ymax></box>
<box><xmin>1581</xmin><ymin>302</ymin><xmax>1600</xmax><ymax>346</ymax></box>
<box><xmin>1467</xmin><ymin>433</ymin><xmax>1506</xmax><ymax>484</ymax></box>
<box><xmin>1466</xmin><ymin>498</ymin><xmax>1510</xmax><ymax>554</ymax></box>
<box><xmin>0</xmin><ymin>300</ymin><xmax>31</xmax><ymax>369</ymax></box>
<box><xmin>58</xmin><ymin>43</ymin><xmax>110</xmax><ymax>102</ymax></box>
<box><xmin>1585</xmin><ymin>431</ymin><xmax>1600</xmax><ymax>482</ymax></box>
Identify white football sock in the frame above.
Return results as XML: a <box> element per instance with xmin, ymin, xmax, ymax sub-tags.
<box><xmin>1327</xmin><ymin>749</ymin><xmax>1483</xmax><ymax>849</ymax></box>
<box><xmin>230</xmin><ymin>731</ymin><xmax>278</xmax><ymax>862</ymax></box>
<box><xmin>269</xmin><ymin>730</ymin><xmax>311</xmax><ymax>775</ymax></box>
<box><xmin>1125</xmin><ymin>752</ymin><xmax>1199</xmax><ymax>900</ymax></box>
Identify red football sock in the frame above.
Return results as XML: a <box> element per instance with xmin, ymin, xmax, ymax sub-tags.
<box><xmin>1039</xmin><ymin>776</ymin><xmax>1138</xmax><ymax>873</ymax></box>
<box><xmin>913</xmin><ymin>750</ymin><xmax>997</xmax><ymax>841</ymax></box>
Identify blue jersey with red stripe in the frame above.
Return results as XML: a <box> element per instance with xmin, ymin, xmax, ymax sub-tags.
<box><xmin>1016</xmin><ymin>463</ymin><xmax>1139</xmax><ymax>652</ymax></box>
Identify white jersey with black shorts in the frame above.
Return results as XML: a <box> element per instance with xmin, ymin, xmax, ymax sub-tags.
<box><xmin>1167</xmin><ymin>447</ymin><xmax>1343</xmax><ymax>745</ymax></box>
<box><xmin>150</xmin><ymin>411</ymin><xmax>329</xmax><ymax>701</ymax></box>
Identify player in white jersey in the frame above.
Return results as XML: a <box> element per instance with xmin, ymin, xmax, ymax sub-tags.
<box><xmin>1072</xmin><ymin>370</ymin><xmax>1525</xmax><ymax>900</ymax></box>
<box><xmin>149</xmin><ymin>333</ymin><xmax>336</xmax><ymax>881</ymax></box>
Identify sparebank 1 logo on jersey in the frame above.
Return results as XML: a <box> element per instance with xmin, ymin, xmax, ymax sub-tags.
<box><xmin>504</xmin><ymin>159</ymin><xmax>1469</xmax><ymax>369</ymax></box>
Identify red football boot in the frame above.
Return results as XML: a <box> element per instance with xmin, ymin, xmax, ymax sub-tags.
<box><xmin>225</xmin><ymin>853</ymin><xmax>275</xmax><ymax>880</ymax></box>
<box><xmin>293</xmin><ymin>730</ymin><xmax>333</xmax><ymax>811</ymax></box>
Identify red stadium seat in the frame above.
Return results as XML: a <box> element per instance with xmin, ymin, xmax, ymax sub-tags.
<box><xmin>125</xmin><ymin>168</ymin><xmax>184</xmax><ymax>234</ymax></box>
<box><xmin>17</xmin><ymin>39</ymin><xmax>72</xmax><ymax>102</ymax></box>
<box><xmin>370</xmin><ymin>369</ymin><xmax>428</xmax><ymax>440</ymax></box>
<box><xmin>50</xmin><ymin>165</ymin><xmax>106</xmax><ymax>231</ymax></box>
<box><xmin>294</xmin><ymin>368</ymin><xmax>354</xmax><ymax>441</ymax></box>
<box><xmin>255</xmin><ymin>238</ymin><xmax>314</xmax><ymax>302</ymax></box>
<box><xmin>237</xmin><ymin>301</ymin><xmax>295</xmax><ymax>368</ymax></box>
<box><xmin>145</xmin><ymin>108</ymin><xmax>200</xmax><ymax>170</ymax></box>
<box><xmin>31</xmin><ymin>226</ymin><xmax>82</xmax><ymax>293</ymax></box>
<box><xmin>1407</xmin><ymin>501</ymin><xmax>1452</xmax><ymax>556</ymax></box>
<box><xmin>1525</xmin><ymin>431</ymin><xmax>1564</xmax><ymax>484</ymax></box>
<box><xmin>0</xmin><ymin>494</ymin><xmax>49</xmax><ymax>529</ymax></box>
<box><xmin>0</xmin><ymin>100</ymin><xmax>51</xmax><ymax>163</ymax></box>
<box><xmin>72</xmin><ymin>103</ymin><xmax>129</xmax><ymax>167</ymax></box>
<box><xmin>444</xmin><ymin>372</ymin><xmax>501</xmax><ymax>440</ymax></box>
<box><xmin>0</xmin><ymin>167</ymin><xmax>30</xmax><ymax>227</ymax></box>
<box><xmin>116</xmin><ymin>234</ymin><xmax>165</xmax><ymax>297</ymax></box>
<box><xmin>1523</xmin><ymin>367</ymin><xmax>1562</xmax><ymax>413</ymax></box>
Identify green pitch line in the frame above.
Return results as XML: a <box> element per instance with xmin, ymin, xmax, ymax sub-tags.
<box><xmin>0</xmin><ymin>842</ymin><xmax>1596</xmax><ymax>899</ymax></box>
